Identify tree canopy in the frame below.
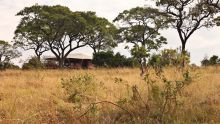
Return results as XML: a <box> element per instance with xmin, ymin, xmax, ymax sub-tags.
<box><xmin>14</xmin><ymin>5</ymin><xmax>49</xmax><ymax>59</ymax></box>
<box><xmin>201</xmin><ymin>55</ymin><xmax>220</xmax><ymax>66</ymax></box>
<box><xmin>148</xmin><ymin>48</ymin><xmax>190</xmax><ymax>67</ymax></box>
<box><xmin>78</xmin><ymin>11</ymin><xmax>118</xmax><ymax>53</ymax></box>
<box><xmin>152</xmin><ymin>0</ymin><xmax>220</xmax><ymax>66</ymax></box>
<box><xmin>0</xmin><ymin>40</ymin><xmax>21</xmax><ymax>69</ymax></box>
<box><xmin>114</xmin><ymin>7</ymin><xmax>169</xmax><ymax>74</ymax></box>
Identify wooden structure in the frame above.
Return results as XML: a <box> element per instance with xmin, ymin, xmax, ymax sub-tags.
<box><xmin>44</xmin><ymin>53</ymin><xmax>93</xmax><ymax>69</ymax></box>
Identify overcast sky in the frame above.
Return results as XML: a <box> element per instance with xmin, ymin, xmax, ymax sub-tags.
<box><xmin>1</xmin><ymin>0</ymin><xmax>220</xmax><ymax>65</ymax></box>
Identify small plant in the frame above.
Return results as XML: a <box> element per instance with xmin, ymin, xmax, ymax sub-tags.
<box><xmin>22</xmin><ymin>57</ymin><xmax>44</xmax><ymax>70</ymax></box>
<box><xmin>61</xmin><ymin>74</ymin><xmax>97</xmax><ymax>105</ymax></box>
<box><xmin>143</xmin><ymin>68</ymin><xmax>193</xmax><ymax>123</ymax></box>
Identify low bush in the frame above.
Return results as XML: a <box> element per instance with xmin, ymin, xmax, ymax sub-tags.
<box><xmin>22</xmin><ymin>57</ymin><xmax>44</xmax><ymax>70</ymax></box>
<box><xmin>92</xmin><ymin>51</ymin><xmax>138</xmax><ymax>68</ymax></box>
<box><xmin>0</xmin><ymin>62</ymin><xmax>20</xmax><ymax>70</ymax></box>
<box><xmin>61</xmin><ymin>74</ymin><xmax>98</xmax><ymax>105</ymax></box>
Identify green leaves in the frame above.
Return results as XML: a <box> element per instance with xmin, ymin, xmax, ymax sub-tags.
<box><xmin>0</xmin><ymin>40</ymin><xmax>21</xmax><ymax>64</ymax></box>
<box><xmin>115</xmin><ymin>7</ymin><xmax>168</xmax><ymax>73</ymax></box>
<box><xmin>131</xmin><ymin>45</ymin><xmax>150</xmax><ymax>60</ymax></box>
<box><xmin>81</xmin><ymin>12</ymin><xmax>118</xmax><ymax>53</ymax></box>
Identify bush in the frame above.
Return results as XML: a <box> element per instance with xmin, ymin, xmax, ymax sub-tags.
<box><xmin>22</xmin><ymin>57</ymin><xmax>44</xmax><ymax>70</ymax></box>
<box><xmin>148</xmin><ymin>48</ymin><xmax>190</xmax><ymax>67</ymax></box>
<box><xmin>0</xmin><ymin>62</ymin><xmax>20</xmax><ymax>70</ymax></box>
<box><xmin>61</xmin><ymin>74</ymin><xmax>97</xmax><ymax>104</ymax></box>
<box><xmin>92</xmin><ymin>51</ymin><xmax>138</xmax><ymax>67</ymax></box>
<box><xmin>201</xmin><ymin>55</ymin><xmax>220</xmax><ymax>66</ymax></box>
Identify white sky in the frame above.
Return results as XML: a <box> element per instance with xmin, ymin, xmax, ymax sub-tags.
<box><xmin>1</xmin><ymin>0</ymin><xmax>220</xmax><ymax>65</ymax></box>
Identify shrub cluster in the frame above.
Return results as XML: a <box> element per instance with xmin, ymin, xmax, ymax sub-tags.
<box><xmin>148</xmin><ymin>48</ymin><xmax>190</xmax><ymax>67</ymax></box>
<box><xmin>61</xmin><ymin>74</ymin><xmax>97</xmax><ymax>104</ymax></box>
<box><xmin>22</xmin><ymin>57</ymin><xmax>44</xmax><ymax>70</ymax></box>
<box><xmin>0</xmin><ymin>62</ymin><xmax>20</xmax><ymax>70</ymax></box>
<box><xmin>92</xmin><ymin>51</ymin><xmax>138</xmax><ymax>68</ymax></box>
<box><xmin>201</xmin><ymin>55</ymin><xmax>220</xmax><ymax>66</ymax></box>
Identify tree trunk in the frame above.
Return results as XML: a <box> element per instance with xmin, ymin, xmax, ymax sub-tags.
<box><xmin>36</xmin><ymin>54</ymin><xmax>41</xmax><ymax>61</ymax></box>
<box><xmin>143</xmin><ymin>57</ymin><xmax>147</xmax><ymax>68</ymax></box>
<box><xmin>93</xmin><ymin>48</ymin><xmax>97</xmax><ymax>54</ymax></box>
<box><xmin>0</xmin><ymin>55</ymin><xmax>2</xmax><ymax>63</ymax></box>
<box><xmin>139</xmin><ymin>58</ymin><xmax>145</xmax><ymax>76</ymax></box>
<box><xmin>181</xmin><ymin>41</ymin><xmax>186</xmax><ymax>67</ymax></box>
<box><xmin>59</xmin><ymin>58</ymin><xmax>65</xmax><ymax>68</ymax></box>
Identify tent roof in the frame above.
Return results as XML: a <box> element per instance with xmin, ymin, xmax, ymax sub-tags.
<box><xmin>44</xmin><ymin>53</ymin><xmax>92</xmax><ymax>60</ymax></box>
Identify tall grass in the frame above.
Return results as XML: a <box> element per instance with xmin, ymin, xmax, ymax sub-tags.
<box><xmin>0</xmin><ymin>67</ymin><xmax>219</xmax><ymax>123</ymax></box>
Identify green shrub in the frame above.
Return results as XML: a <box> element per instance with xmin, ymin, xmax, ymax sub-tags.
<box><xmin>201</xmin><ymin>55</ymin><xmax>220</xmax><ymax>66</ymax></box>
<box><xmin>61</xmin><ymin>74</ymin><xmax>97</xmax><ymax>105</ymax></box>
<box><xmin>0</xmin><ymin>62</ymin><xmax>20</xmax><ymax>70</ymax></box>
<box><xmin>148</xmin><ymin>48</ymin><xmax>190</xmax><ymax>67</ymax></box>
<box><xmin>92</xmin><ymin>51</ymin><xmax>138</xmax><ymax>67</ymax></box>
<box><xmin>22</xmin><ymin>57</ymin><xmax>44</xmax><ymax>70</ymax></box>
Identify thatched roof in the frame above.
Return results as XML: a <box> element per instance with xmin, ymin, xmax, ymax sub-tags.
<box><xmin>44</xmin><ymin>53</ymin><xmax>92</xmax><ymax>60</ymax></box>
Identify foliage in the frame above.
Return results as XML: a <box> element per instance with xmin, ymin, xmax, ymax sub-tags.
<box><xmin>114</xmin><ymin>7</ymin><xmax>168</xmax><ymax>74</ymax></box>
<box><xmin>92</xmin><ymin>51</ymin><xmax>138</xmax><ymax>67</ymax></box>
<box><xmin>22</xmin><ymin>56</ymin><xmax>44</xmax><ymax>70</ymax></box>
<box><xmin>201</xmin><ymin>55</ymin><xmax>220</xmax><ymax>66</ymax></box>
<box><xmin>61</xmin><ymin>74</ymin><xmax>97</xmax><ymax>106</ymax></box>
<box><xmin>152</xmin><ymin>0</ymin><xmax>220</xmax><ymax>62</ymax></box>
<box><xmin>0</xmin><ymin>62</ymin><xmax>20</xmax><ymax>70</ymax></box>
<box><xmin>148</xmin><ymin>48</ymin><xmax>190</xmax><ymax>67</ymax></box>
<box><xmin>14</xmin><ymin>5</ymin><xmax>49</xmax><ymax>59</ymax></box>
<box><xmin>143</xmin><ymin>69</ymin><xmax>193</xmax><ymax>123</ymax></box>
<box><xmin>79</xmin><ymin>12</ymin><xmax>118</xmax><ymax>53</ymax></box>
<box><xmin>0</xmin><ymin>40</ymin><xmax>21</xmax><ymax>70</ymax></box>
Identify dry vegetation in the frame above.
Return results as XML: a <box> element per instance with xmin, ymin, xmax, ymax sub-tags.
<box><xmin>0</xmin><ymin>67</ymin><xmax>220</xmax><ymax>123</ymax></box>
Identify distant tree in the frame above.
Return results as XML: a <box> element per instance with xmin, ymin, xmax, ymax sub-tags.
<box><xmin>131</xmin><ymin>45</ymin><xmax>150</xmax><ymax>74</ymax></box>
<box><xmin>0</xmin><ymin>40</ymin><xmax>21</xmax><ymax>70</ymax></box>
<box><xmin>201</xmin><ymin>55</ymin><xmax>220</xmax><ymax>66</ymax></box>
<box><xmin>209</xmin><ymin>55</ymin><xmax>219</xmax><ymax>65</ymax></box>
<box><xmin>114</xmin><ymin>7</ymin><xmax>168</xmax><ymax>75</ymax></box>
<box><xmin>16</xmin><ymin>5</ymin><xmax>90</xmax><ymax>68</ymax></box>
<box><xmin>14</xmin><ymin>5</ymin><xmax>49</xmax><ymax>60</ymax></box>
<box><xmin>3</xmin><ymin>62</ymin><xmax>20</xmax><ymax>70</ymax></box>
<box><xmin>201</xmin><ymin>57</ymin><xmax>210</xmax><ymax>66</ymax></box>
<box><xmin>148</xmin><ymin>48</ymin><xmax>190</xmax><ymax>67</ymax></box>
<box><xmin>79</xmin><ymin>12</ymin><xmax>118</xmax><ymax>53</ymax></box>
<box><xmin>92</xmin><ymin>51</ymin><xmax>138</xmax><ymax>67</ymax></box>
<box><xmin>153</xmin><ymin>0</ymin><xmax>220</xmax><ymax>66</ymax></box>
<box><xmin>92</xmin><ymin>51</ymin><xmax>114</xmax><ymax>67</ymax></box>
<box><xmin>147</xmin><ymin>53</ymin><xmax>162</xmax><ymax>68</ymax></box>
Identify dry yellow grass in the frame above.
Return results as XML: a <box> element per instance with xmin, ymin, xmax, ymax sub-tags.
<box><xmin>0</xmin><ymin>67</ymin><xmax>220</xmax><ymax>123</ymax></box>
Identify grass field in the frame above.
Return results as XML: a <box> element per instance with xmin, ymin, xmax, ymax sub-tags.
<box><xmin>0</xmin><ymin>67</ymin><xmax>220</xmax><ymax>124</ymax></box>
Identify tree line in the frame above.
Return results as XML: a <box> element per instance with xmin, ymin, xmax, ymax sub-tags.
<box><xmin>1</xmin><ymin>0</ymin><xmax>220</xmax><ymax>71</ymax></box>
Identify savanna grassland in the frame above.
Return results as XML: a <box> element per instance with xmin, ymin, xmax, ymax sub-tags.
<box><xmin>0</xmin><ymin>67</ymin><xmax>220</xmax><ymax>124</ymax></box>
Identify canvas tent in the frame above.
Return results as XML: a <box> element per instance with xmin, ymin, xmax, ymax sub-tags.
<box><xmin>44</xmin><ymin>53</ymin><xmax>93</xmax><ymax>69</ymax></box>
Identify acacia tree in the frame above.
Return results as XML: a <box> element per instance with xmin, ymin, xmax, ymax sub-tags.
<box><xmin>14</xmin><ymin>5</ymin><xmax>49</xmax><ymax>60</ymax></box>
<box><xmin>16</xmin><ymin>5</ymin><xmax>91</xmax><ymax>68</ymax></box>
<box><xmin>78</xmin><ymin>12</ymin><xmax>118</xmax><ymax>53</ymax></box>
<box><xmin>0</xmin><ymin>40</ymin><xmax>21</xmax><ymax>68</ymax></box>
<box><xmin>114</xmin><ymin>7</ymin><xmax>169</xmax><ymax>75</ymax></box>
<box><xmin>152</xmin><ymin>0</ymin><xmax>220</xmax><ymax>66</ymax></box>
